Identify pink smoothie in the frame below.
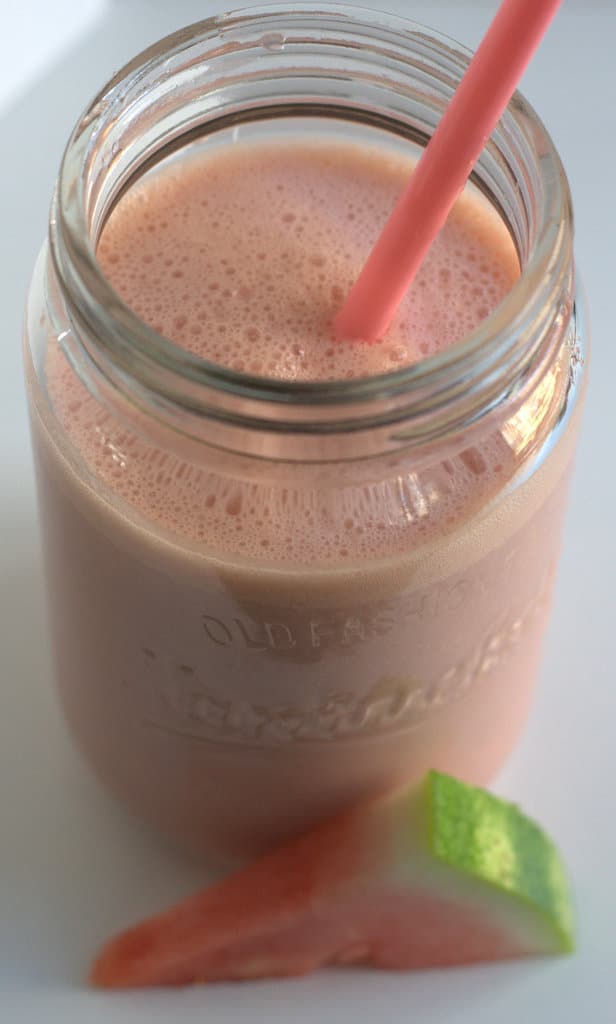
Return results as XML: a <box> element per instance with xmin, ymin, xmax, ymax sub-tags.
<box><xmin>28</xmin><ymin>140</ymin><xmax>576</xmax><ymax>859</ymax></box>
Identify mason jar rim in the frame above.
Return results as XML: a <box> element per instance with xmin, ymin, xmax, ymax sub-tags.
<box><xmin>48</xmin><ymin>3</ymin><xmax>573</xmax><ymax>454</ymax></box>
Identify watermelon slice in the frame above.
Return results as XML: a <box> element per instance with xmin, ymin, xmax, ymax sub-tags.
<box><xmin>91</xmin><ymin>771</ymin><xmax>574</xmax><ymax>987</ymax></box>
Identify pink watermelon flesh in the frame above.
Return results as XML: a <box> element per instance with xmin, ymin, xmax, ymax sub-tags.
<box><xmin>91</xmin><ymin>771</ymin><xmax>574</xmax><ymax>987</ymax></box>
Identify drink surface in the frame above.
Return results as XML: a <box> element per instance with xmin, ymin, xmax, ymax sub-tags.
<box><xmin>45</xmin><ymin>140</ymin><xmax>520</xmax><ymax>564</ymax></box>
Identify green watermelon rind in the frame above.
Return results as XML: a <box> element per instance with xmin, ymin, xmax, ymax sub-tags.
<box><xmin>425</xmin><ymin>771</ymin><xmax>575</xmax><ymax>954</ymax></box>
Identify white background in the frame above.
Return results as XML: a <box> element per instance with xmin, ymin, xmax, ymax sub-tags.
<box><xmin>1</xmin><ymin>2</ymin><xmax>614</xmax><ymax>1021</ymax></box>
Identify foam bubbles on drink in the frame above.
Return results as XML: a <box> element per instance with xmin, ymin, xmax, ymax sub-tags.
<box><xmin>45</xmin><ymin>141</ymin><xmax>519</xmax><ymax>563</ymax></box>
<box><xmin>96</xmin><ymin>142</ymin><xmax>517</xmax><ymax>378</ymax></box>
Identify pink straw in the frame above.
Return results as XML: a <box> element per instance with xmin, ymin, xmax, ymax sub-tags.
<box><xmin>334</xmin><ymin>0</ymin><xmax>563</xmax><ymax>342</ymax></box>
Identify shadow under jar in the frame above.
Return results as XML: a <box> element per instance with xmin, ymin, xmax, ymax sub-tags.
<box><xmin>24</xmin><ymin>5</ymin><xmax>587</xmax><ymax>861</ymax></box>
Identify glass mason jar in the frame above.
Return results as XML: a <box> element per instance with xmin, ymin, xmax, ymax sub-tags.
<box><xmin>24</xmin><ymin>5</ymin><xmax>586</xmax><ymax>861</ymax></box>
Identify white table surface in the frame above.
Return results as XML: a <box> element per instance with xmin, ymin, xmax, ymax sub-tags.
<box><xmin>1</xmin><ymin>1</ymin><xmax>614</xmax><ymax>1021</ymax></box>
